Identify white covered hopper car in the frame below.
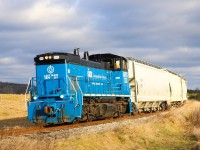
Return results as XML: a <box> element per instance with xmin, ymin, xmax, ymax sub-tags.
<box><xmin>127</xmin><ymin>57</ymin><xmax>187</xmax><ymax>112</ymax></box>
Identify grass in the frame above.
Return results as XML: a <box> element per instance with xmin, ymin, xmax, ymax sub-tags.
<box><xmin>0</xmin><ymin>94</ymin><xmax>200</xmax><ymax>150</ymax></box>
<box><xmin>0</xmin><ymin>94</ymin><xmax>25</xmax><ymax>101</ymax></box>
<box><xmin>187</xmin><ymin>107</ymin><xmax>200</xmax><ymax>127</ymax></box>
<box><xmin>0</xmin><ymin>94</ymin><xmax>32</xmax><ymax>130</ymax></box>
<box><xmin>0</xmin><ymin>94</ymin><xmax>27</xmax><ymax>120</ymax></box>
<box><xmin>187</xmin><ymin>106</ymin><xmax>200</xmax><ymax>149</ymax></box>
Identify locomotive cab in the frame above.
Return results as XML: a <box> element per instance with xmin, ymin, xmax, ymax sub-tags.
<box><xmin>89</xmin><ymin>53</ymin><xmax>128</xmax><ymax>71</ymax></box>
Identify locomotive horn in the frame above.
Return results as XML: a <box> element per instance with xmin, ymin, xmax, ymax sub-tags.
<box><xmin>74</xmin><ymin>48</ymin><xmax>80</xmax><ymax>55</ymax></box>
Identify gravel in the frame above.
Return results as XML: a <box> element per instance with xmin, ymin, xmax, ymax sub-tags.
<box><xmin>24</xmin><ymin>112</ymin><xmax>168</xmax><ymax>140</ymax></box>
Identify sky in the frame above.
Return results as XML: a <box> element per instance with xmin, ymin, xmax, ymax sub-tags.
<box><xmin>0</xmin><ymin>0</ymin><xmax>200</xmax><ymax>89</ymax></box>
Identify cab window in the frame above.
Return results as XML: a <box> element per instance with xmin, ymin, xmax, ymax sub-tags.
<box><xmin>115</xmin><ymin>59</ymin><xmax>121</xmax><ymax>69</ymax></box>
<box><xmin>122</xmin><ymin>60</ymin><xmax>127</xmax><ymax>70</ymax></box>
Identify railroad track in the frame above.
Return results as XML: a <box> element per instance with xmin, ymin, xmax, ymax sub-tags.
<box><xmin>0</xmin><ymin>111</ymin><xmax>167</xmax><ymax>138</ymax></box>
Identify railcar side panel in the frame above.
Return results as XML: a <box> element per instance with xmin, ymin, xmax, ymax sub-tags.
<box><xmin>168</xmin><ymin>72</ymin><xmax>183</xmax><ymax>101</ymax></box>
<box><xmin>128</xmin><ymin>60</ymin><xmax>170</xmax><ymax>102</ymax></box>
<box><xmin>181</xmin><ymin>78</ymin><xmax>187</xmax><ymax>100</ymax></box>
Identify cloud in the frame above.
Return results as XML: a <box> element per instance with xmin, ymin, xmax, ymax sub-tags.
<box><xmin>78</xmin><ymin>0</ymin><xmax>200</xmax><ymax>48</ymax></box>
<box><xmin>0</xmin><ymin>0</ymin><xmax>200</xmax><ymax>89</ymax></box>
<box><xmin>0</xmin><ymin>57</ymin><xmax>17</xmax><ymax>64</ymax></box>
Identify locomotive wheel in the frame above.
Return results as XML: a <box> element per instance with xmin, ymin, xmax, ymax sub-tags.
<box><xmin>117</xmin><ymin>111</ymin><xmax>123</xmax><ymax>118</ymax></box>
<box><xmin>87</xmin><ymin>114</ymin><xmax>94</xmax><ymax>122</ymax></box>
<box><xmin>46</xmin><ymin>123</ymin><xmax>54</xmax><ymax>126</ymax></box>
<box><xmin>73</xmin><ymin>119</ymin><xmax>79</xmax><ymax>124</ymax></box>
<box><xmin>132</xmin><ymin>103</ymin><xmax>138</xmax><ymax>115</ymax></box>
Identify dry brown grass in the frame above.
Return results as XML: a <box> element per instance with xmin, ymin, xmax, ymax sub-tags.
<box><xmin>0</xmin><ymin>94</ymin><xmax>27</xmax><ymax>120</ymax></box>
<box><xmin>0</xmin><ymin>94</ymin><xmax>25</xmax><ymax>101</ymax></box>
<box><xmin>0</xmin><ymin>137</ymin><xmax>55</xmax><ymax>150</ymax></box>
<box><xmin>188</xmin><ymin>107</ymin><xmax>200</xmax><ymax>128</ymax></box>
<box><xmin>192</xmin><ymin>127</ymin><xmax>200</xmax><ymax>149</ymax></box>
<box><xmin>0</xmin><ymin>94</ymin><xmax>33</xmax><ymax>130</ymax></box>
<box><xmin>186</xmin><ymin>104</ymin><xmax>200</xmax><ymax>149</ymax></box>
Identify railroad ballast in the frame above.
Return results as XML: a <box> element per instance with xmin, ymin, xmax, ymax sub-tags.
<box><xmin>26</xmin><ymin>49</ymin><xmax>187</xmax><ymax>124</ymax></box>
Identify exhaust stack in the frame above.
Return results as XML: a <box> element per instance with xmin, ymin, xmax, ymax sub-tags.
<box><xmin>83</xmin><ymin>51</ymin><xmax>89</xmax><ymax>60</ymax></box>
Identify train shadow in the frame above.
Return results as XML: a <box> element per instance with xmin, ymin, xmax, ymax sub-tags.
<box><xmin>0</xmin><ymin>117</ymin><xmax>35</xmax><ymax>130</ymax></box>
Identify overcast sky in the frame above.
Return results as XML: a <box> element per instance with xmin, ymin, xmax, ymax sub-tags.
<box><xmin>0</xmin><ymin>0</ymin><xmax>200</xmax><ymax>89</ymax></box>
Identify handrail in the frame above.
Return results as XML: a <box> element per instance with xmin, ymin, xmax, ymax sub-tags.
<box><xmin>76</xmin><ymin>76</ymin><xmax>83</xmax><ymax>105</ymax></box>
<box><xmin>67</xmin><ymin>76</ymin><xmax>78</xmax><ymax>105</ymax></box>
<box><xmin>24</xmin><ymin>77</ymin><xmax>31</xmax><ymax>108</ymax></box>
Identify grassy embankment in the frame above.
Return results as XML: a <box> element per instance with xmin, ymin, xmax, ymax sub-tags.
<box><xmin>1</xmin><ymin>94</ymin><xmax>200</xmax><ymax>150</ymax></box>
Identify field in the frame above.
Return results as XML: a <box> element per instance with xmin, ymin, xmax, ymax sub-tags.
<box><xmin>1</xmin><ymin>94</ymin><xmax>200</xmax><ymax>150</ymax></box>
<box><xmin>0</xmin><ymin>94</ymin><xmax>33</xmax><ymax>130</ymax></box>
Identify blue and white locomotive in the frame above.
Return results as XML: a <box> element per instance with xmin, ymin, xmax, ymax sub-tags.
<box><xmin>27</xmin><ymin>49</ymin><xmax>132</xmax><ymax>124</ymax></box>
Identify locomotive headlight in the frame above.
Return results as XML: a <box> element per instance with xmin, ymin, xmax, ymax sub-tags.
<box><xmin>49</xmin><ymin>56</ymin><xmax>52</xmax><ymax>59</ymax></box>
<box><xmin>60</xmin><ymin>95</ymin><xmax>64</xmax><ymax>99</ymax></box>
<box><xmin>45</xmin><ymin>56</ymin><xmax>49</xmax><ymax>60</ymax></box>
<box><xmin>33</xmin><ymin>96</ymin><xmax>38</xmax><ymax>100</ymax></box>
<box><xmin>54</xmin><ymin>55</ymin><xmax>59</xmax><ymax>59</ymax></box>
<box><xmin>39</xmin><ymin>57</ymin><xmax>44</xmax><ymax>61</ymax></box>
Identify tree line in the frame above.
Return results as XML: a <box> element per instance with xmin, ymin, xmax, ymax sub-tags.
<box><xmin>0</xmin><ymin>81</ymin><xmax>27</xmax><ymax>94</ymax></box>
<box><xmin>188</xmin><ymin>89</ymin><xmax>200</xmax><ymax>100</ymax></box>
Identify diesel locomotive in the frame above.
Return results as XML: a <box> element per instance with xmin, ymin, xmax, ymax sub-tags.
<box><xmin>27</xmin><ymin>49</ymin><xmax>132</xmax><ymax>124</ymax></box>
<box><xmin>27</xmin><ymin>49</ymin><xmax>187</xmax><ymax>124</ymax></box>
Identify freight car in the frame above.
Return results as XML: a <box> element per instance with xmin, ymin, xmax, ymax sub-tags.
<box><xmin>26</xmin><ymin>49</ymin><xmax>187</xmax><ymax>124</ymax></box>
<box><xmin>127</xmin><ymin>57</ymin><xmax>187</xmax><ymax>113</ymax></box>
